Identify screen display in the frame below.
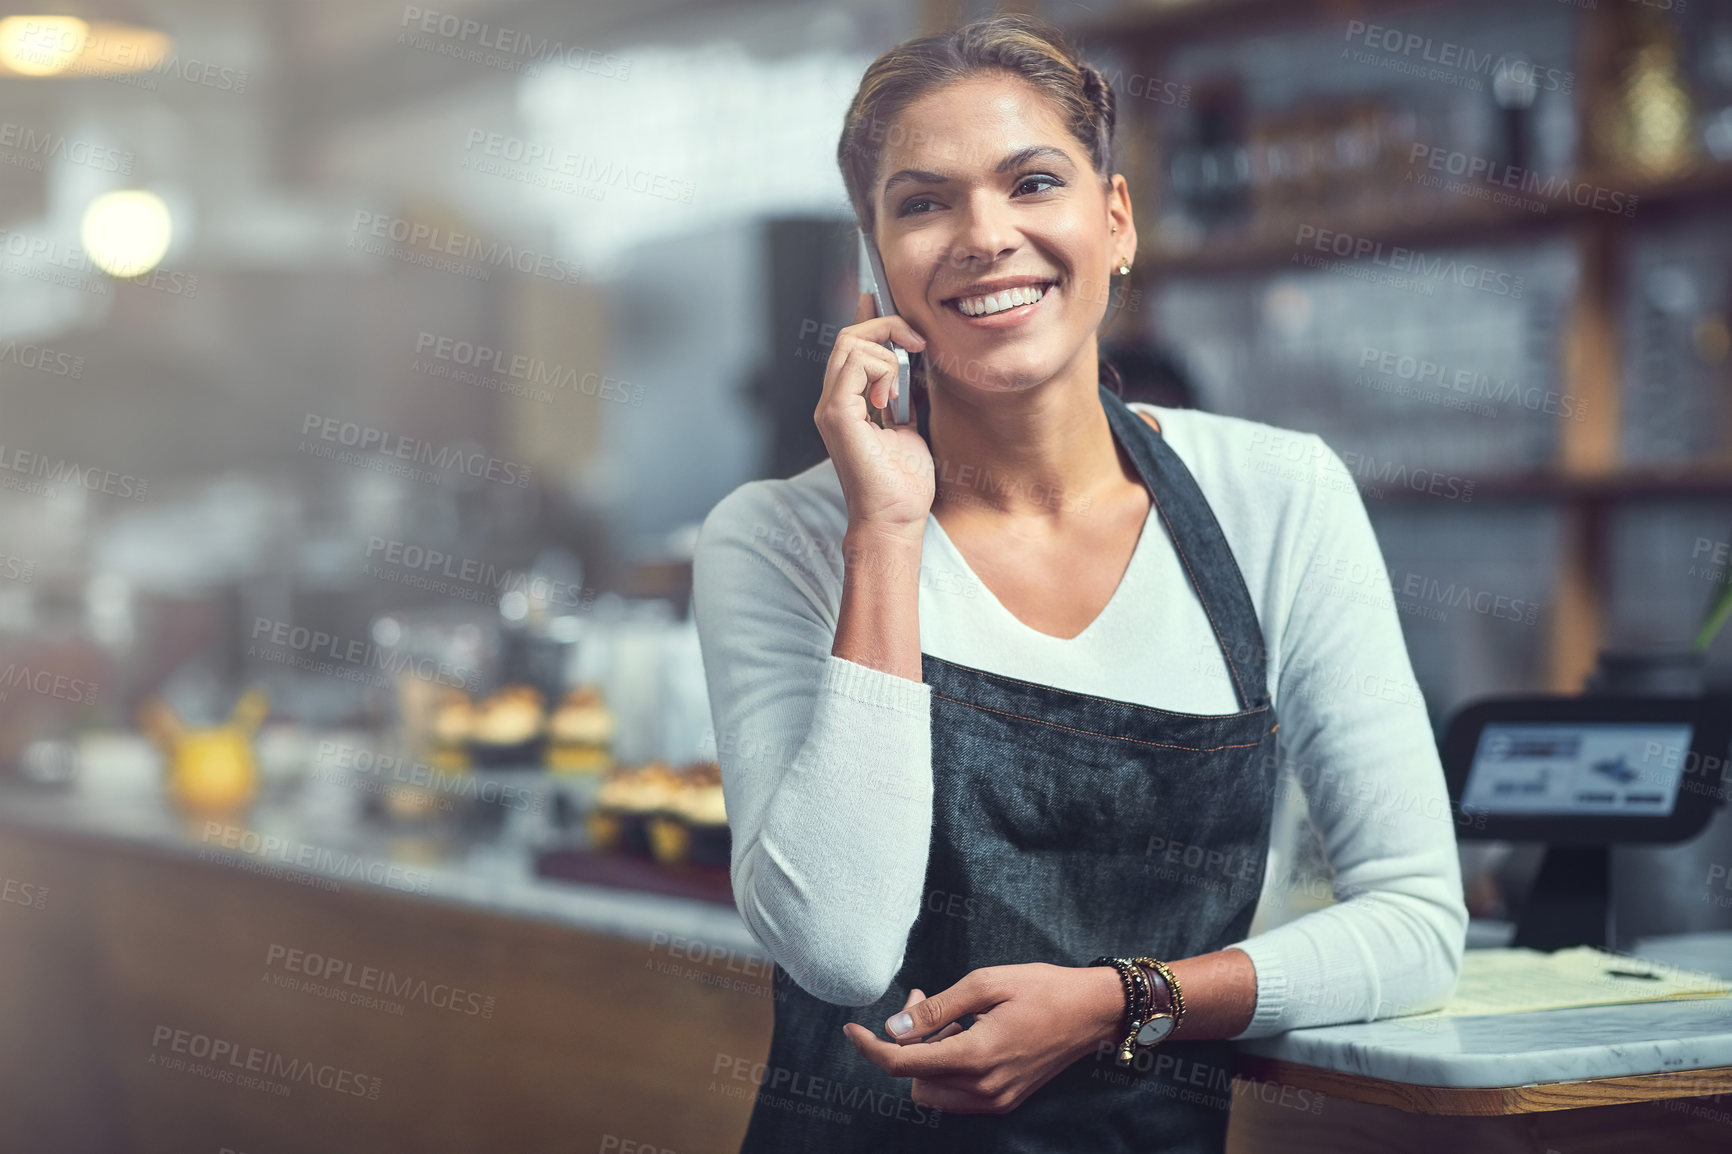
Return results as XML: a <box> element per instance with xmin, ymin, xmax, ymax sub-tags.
<box><xmin>1459</xmin><ymin>722</ymin><xmax>1694</xmax><ymax>817</ymax></box>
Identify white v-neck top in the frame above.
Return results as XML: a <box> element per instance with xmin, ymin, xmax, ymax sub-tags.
<box><xmin>921</xmin><ymin>501</ymin><xmax>1247</xmax><ymax>714</ymax></box>
<box><xmin>692</xmin><ymin>402</ymin><xmax>1468</xmax><ymax>1037</ymax></box>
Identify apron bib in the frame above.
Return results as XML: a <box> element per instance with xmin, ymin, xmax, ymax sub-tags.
<box><xmin>736</xmin><ymin>385</ymin><xmax>1280</xmax><ymax>1153</ymax></box>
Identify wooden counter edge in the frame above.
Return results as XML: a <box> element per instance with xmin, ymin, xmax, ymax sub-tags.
<box><xmin>1233</xmin><ymin>1055</ymin><xmax>1732</xmax><ymax>1116</ymax></box>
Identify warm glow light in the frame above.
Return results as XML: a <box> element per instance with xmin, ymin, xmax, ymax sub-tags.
<box><xmin>80</xmin><ymin>190</ymin><xmax>173</xmax><ymax>277</ymax></box>
<box><xmin>62</xmin><ymin>21</ymin><xmax>171</xmax><ymax>77</ymax></box>
<box><xmin>0</xmin><ymin>15</ymin><xmax>88</xmax><ymax>77</ymax></box>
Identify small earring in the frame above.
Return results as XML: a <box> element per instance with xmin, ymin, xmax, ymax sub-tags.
<box><xmin>1111</xmin><ymin>225</ymin><xmax>1119</xmax><ymax>233</ymax></box>
<box><xmin>1117</xmin><ymin>258</ymin><xmax>1131</xmax><ymax>276</ymax></box>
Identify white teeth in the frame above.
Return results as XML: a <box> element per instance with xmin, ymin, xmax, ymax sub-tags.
<box><xmin>956</xmin><ymin>283</ymin><xmax>1048</xmax><ymax>316</ymax></box>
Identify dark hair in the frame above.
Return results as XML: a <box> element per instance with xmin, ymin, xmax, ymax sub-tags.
<box><xmin>835</xmin><ymin>13</ymin><xmax>1118</xmax><ymax>237</ymax></box>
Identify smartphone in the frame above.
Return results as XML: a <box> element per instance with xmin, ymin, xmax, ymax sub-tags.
<box><xmin>856</xmin><ymin>227</ymin><xmax>913</xmax><ymax>426</ymax></box>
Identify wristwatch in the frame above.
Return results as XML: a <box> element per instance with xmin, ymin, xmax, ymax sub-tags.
<box><xmin>1128</xmin><ymin>956</ymin><xmax>1184</xmax><ymax>1048</ymax></box>
<box><xmin>1090</xmin><ymin>954</ymin><xmax>1186</xmax><ymax>1064</ymax></box>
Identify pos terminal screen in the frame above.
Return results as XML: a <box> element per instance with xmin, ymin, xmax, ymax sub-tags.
<box><xmin>1459</xmin><ymin>722</ymin><xmax>1694</xmax><ymax>817</ymax></box>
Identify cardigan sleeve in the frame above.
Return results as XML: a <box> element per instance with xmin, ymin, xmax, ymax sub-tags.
<box><xmin>1224</xmin><ymin>435</ymin><xmax>1468</xmax><ymax>1038</ymax></box>
<box><xmin>691</xmin><ymin>480</ymin><xmax>936</xmax><ymax>1007</ymax></box>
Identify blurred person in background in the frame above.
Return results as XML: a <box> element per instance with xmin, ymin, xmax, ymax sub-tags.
<box><xmin>1101</xmin><ymin>337</ymin><xmax>1197</xmax><ymax>412</ymax></box>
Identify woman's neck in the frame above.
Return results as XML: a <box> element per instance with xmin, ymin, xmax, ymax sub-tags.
<box><xmin>925</xmin><ymin>354</ymin><xmax>1140</xmax><ymax>521</ymax></box>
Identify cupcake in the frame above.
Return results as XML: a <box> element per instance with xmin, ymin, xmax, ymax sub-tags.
<box><xmin>428</xmin><ymin>689</ymin><xmax>475</xmax><ymax>771</ymax></box>
<box><xmin>467</xmin><ymin>685</ymin><xmax>547</xmax><ymax>767</ymax></box>
<box><xmin>546</xmin><ymin>685</ymin><xmax>615</xmax><ymax>774</ymax></box>
<box><xmin>649</xmin><ymin>761</ymin><xmax>729</xmax><ymax>866</ymax></box>
<box><xmin>588</xmin><ymin>761</ymin><xmax>681</xmax><ymax>856</ymax></box>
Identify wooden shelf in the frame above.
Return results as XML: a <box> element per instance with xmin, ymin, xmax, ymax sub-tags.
<box><xmin>1141</xmin><ymin>162</ymin><xmax>1732</xmax><ymax>277</ymax></box>
<box><xmin>1067</xmin><ymin>0</ymin><xmax>1446</xmax><ymax>51</ymax></box>
<box><xmin>1369</xmin><ymin>465</ymin><xmax>1732</xmax><ymax>506</ymax></box>
<box><xmin>1058</xmin><ymin>0</ymin><xmax>1732</xmax><ymax>689</ymax></box>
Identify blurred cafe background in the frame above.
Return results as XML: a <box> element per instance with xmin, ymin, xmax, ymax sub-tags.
<box><xmin>3</xmin><ymin>0</ymin><xmax>1732</xmax><ymax>1150</ymax></box>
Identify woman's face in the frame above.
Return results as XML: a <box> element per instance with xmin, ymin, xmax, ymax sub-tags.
<box><xmin>870</xmin><ymin>72</ymin><xmax>1135</xmax><ymax>396</ymax></box>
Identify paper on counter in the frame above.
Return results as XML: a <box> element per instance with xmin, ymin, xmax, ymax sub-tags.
<box><xmin>1394</xmin><ymin>946</ymin><xmax>1732</xmax><ymax>1021</ymax></box>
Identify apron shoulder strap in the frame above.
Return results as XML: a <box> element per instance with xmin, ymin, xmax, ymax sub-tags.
<box><xmin>1100</xmin><ymin>385</ymin><xmax>1270</xmax><ymax>710</ymax></box>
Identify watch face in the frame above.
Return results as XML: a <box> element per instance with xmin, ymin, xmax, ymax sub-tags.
<box><xmin>1136</xmin><ymin>1015</ymin><xmax>1174</xmax><ymax>1046</ymax></box>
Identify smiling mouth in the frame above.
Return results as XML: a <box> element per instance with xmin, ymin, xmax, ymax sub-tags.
<box><xmin>943</xmin><ymin>281</ymin><xmax>1057</xmax><ymax>318</ymax></box>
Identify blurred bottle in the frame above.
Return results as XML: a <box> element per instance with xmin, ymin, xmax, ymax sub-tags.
<box><xmin>1166</xmin><ymin>79</ymin><xmax>1251</xmax><ymax>233</ymax></box>
<box><xmin>1599</xmin><ymin>8</ymin><xmax>1697</xmax><ymax>178</ymax></box>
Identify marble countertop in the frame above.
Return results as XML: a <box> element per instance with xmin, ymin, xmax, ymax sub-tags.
<box><xmin>14</xmin><ymin>737</ymin><xmax>1732</xmax><ymax>1090</ymax></box>
<box><xmin>1240</xmin><ymin>935</ymin><xmax>1732</xmax><ymax>1087</ymax></box>
<box><xmin>0</xmin><ymin>743</ymin><xmax>759</xmax><ymax>956</ymax></box>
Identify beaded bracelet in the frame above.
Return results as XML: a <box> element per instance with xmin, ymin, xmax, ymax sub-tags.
<box><xmin>1089</xmin><ymin>955</ymin><xmax>1153</xmax><ymax>1065</ymax></box>
<box><xmin>1129</xmin><ymin>956</ymin><xmax>1185</xmax><ymax>1046</ymax></box>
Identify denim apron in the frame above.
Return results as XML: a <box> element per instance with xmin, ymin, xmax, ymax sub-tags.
<box><xmin>736</xmin><ymin>384</ymin><xmax>1280</xmax><ymax>1153</ymax></box>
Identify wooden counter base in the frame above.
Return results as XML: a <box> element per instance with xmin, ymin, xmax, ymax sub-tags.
<box><xmin>0</xmin><ymin>824</ymin><xmax>772</xmax><ymax>1154</ymax></box>
<box><xmin>1235</xmin><ymin>1054</ymin><xmax>1732</xmax><ymax>1115</ymax></box>
<box><xmin>10</xmin><ymin>819</ymin><xmax>1731</xmax><ymax>1154</ymax></box>
<box><xmin>1228</xmin><ymin>1058</ymin><xmax>1732</xmax><ymax>1153</ymax></box>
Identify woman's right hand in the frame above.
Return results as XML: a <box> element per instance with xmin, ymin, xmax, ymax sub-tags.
<box><xmin>814</xmin><ymin>292</ymin><xmax>935</xmax><ymax>538</ymax></box>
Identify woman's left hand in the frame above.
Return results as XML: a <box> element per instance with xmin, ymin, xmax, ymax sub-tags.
<box><xmin>842</xmin><ymin>963</ymin><xmax>1124</xmax><ymax>1114</ymax></box>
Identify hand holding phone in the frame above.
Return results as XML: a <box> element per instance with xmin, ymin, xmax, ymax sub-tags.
<box><xmin>811</xmin><ymin>234</ymin><xmax>931</xmax><ymax>539</ymax></box>
<box><xmin>857</xmin><ymin>228</ymin><xmax>913</xmax><ymax>427</ymax></box>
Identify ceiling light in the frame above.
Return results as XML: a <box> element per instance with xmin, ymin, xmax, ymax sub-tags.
<box><xmin>80</xmin><ymin>189</ymin><xmax>173</xmax><ymax>277</ymax></box>
<box><xmin>0</xmin><ymin>15</ymin><xmax>88</xmax><ymax>76</ymax></box>
<box><xmin>0</xmin><ymin>13</ymin><xmax>170</xmax><ymax>78</ymax></box>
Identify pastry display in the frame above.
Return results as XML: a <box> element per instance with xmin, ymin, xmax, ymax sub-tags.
<box><xmin>648</xmin><ymin>761</ymin><xmax>729</xmax><ymax>866</ymax></box>
<box><xmin>467</xmin><ymin>685</ymin><xmax>547</xmax><ymax>767</ymax></box>
<box><xmin>587</xmin><ymin>760</ymin><xmax>683</xmax><ymax>855</ymax></box>
<box><xmin>546</xmin><ymin>685</ymin><xmax>615</xmax><ymax>774</ymax></box>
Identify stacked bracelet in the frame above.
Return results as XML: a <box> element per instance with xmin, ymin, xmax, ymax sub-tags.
<box><xmin>1129</xmin><ymin>956</ymin><xmax>1185</xmax><ymax>1046</ymax></box>
<box><xmin>1090</xmin><ymin>954</ymin><xmax>1185</xmax><ymax>1064</ymax></box>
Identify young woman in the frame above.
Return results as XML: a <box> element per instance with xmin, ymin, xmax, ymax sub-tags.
<box><xmin>692</xmin><ymin>14</ymin><xmax>1466</xmax><ymax>1153</ymax></box>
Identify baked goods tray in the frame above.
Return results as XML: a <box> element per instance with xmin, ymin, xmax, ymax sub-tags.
<box><xmin>532</xmin><ymin>846</ymin><xmax>734</xmax><ymax>906</ymax></box>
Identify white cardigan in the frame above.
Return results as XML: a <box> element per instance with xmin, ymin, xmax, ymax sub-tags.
<box><xmin>691</xmin><ymin>402</ymin><xmax>1467</xmax><ymax>1038</ymax></box>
